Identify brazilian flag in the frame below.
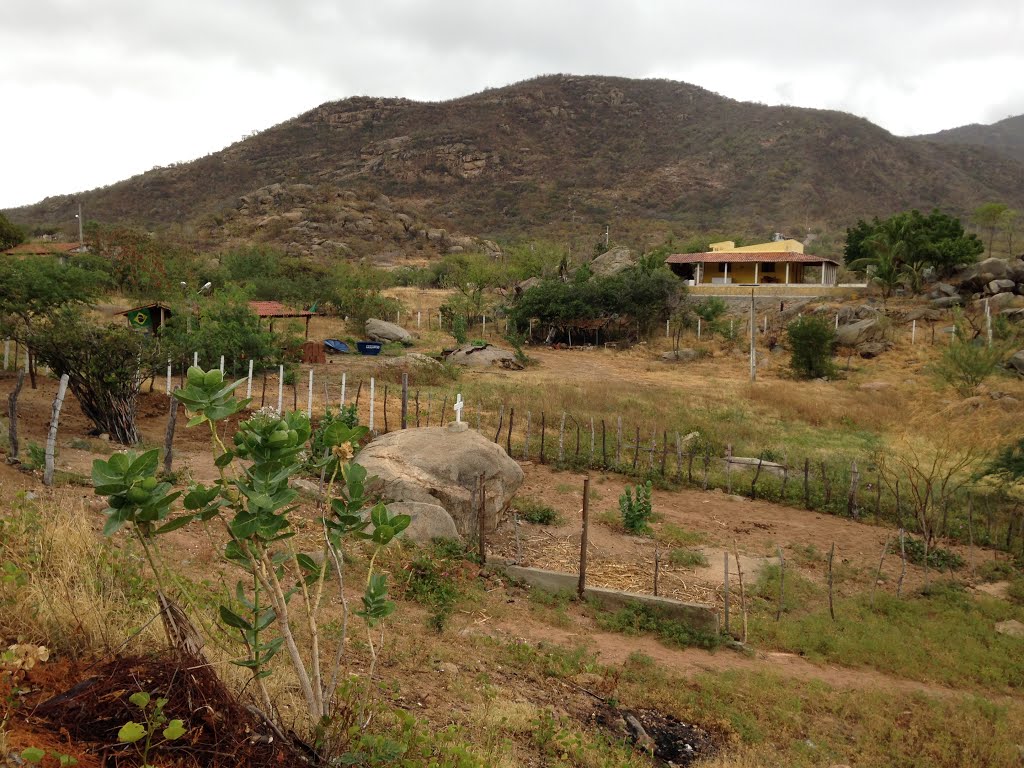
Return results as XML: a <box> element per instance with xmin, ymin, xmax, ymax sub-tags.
<box><xmin>127</xmin><ymin>307</ymin><xmax>153</xmax><ymax>332</ymax></box>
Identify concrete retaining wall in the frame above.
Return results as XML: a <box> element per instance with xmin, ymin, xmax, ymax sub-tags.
<box><xmin>489</xmin><ymin>562</ymin><xmax>719</xmax><ymax>634</ymax></box>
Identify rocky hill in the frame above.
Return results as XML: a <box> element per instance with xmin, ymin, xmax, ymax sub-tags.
<box><xmin>915</xmin><ymin>114</ymin><xmax>1024</xmax><ymax>166</ymax></box>
<box><xmin>9</xmin><ymin>75</ymin><xmax>1024</xmax><ymax>256</ymax></box>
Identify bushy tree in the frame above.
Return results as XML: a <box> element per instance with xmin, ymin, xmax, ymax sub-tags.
<box><xmin>27</xmin><ymin>311</ymin><xmax>161</xmax><ymax>444</ymax></box>
<box><xmin>160</xmin><ymin>297</ymin><xmax>283</xmax><ymax>375</ymax></box>
<box><xmin>0</xmin><ymin>212</ymin><xmax>26</xmax><ymax>250</ymax></box>
<box><xmin>786</xmin><ymin>316</ymin><xmax>836</xmax><ymax>379</ymax></box>
<box><xmin>0</xmin><ymin>256</ymin><xmax>102</xmax><ymax>387</ymax></box>
<box><xmin>931</xmin><ymin>312</ymin><xmax>1010</xmax><ymax>396</ymax></box>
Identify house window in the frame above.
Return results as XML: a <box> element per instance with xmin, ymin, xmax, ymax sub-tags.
<box><xmin>762</xmin><ymin>262</ymin><xmax>776</xmax><ymax>273</ymax></box>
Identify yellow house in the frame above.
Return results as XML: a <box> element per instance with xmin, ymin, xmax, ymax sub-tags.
<box><xmin>665</xmin><ymin>238</ymin><xmax>839</xmax><ymax>286</ymax></box>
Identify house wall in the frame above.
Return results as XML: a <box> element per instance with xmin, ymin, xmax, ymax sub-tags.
<box><xmin>697</xmin><ymin>262</ymin><xmax>807</xmax><ymax>285</ymax></box>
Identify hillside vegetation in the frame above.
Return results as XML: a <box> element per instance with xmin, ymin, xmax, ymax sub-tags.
<box><xmin>8</xmin><ymin>75</ymin><xmax>1024</xmax><ymax>256</ymax></box>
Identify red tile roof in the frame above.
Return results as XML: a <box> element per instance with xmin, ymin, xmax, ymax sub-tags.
<box><xmin>665</xmin><ymin>251</ymin><xmax>839</xmax><ymax>266</ymax></box>
<box><xmin>248</xmin><ymin>300</ymin><xmax>314</xmax><ymax>318</ymax></box>
<box><xmin>3</xmin><ymin>241</ymin><xmax>84</xmax><ymax>255</ymax></box>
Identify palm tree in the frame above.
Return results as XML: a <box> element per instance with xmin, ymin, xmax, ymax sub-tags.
<box><xmin>848</xmin><ymin>229</ymin><xmax>907</xmax><ymax>303</ymax></box>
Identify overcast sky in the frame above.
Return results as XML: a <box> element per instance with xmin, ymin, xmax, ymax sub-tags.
<box><xmin>3</xmin><ymin>0</ymin><xmax>1023</xmax><ymax>210</ymax></box>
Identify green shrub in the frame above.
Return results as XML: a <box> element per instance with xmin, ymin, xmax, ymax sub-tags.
<box><xmin>659</xmin><ymin>523</ymin><xmax>707</xmax><ymax>547</ymax></box>
<box><xmin>451</xmin><ymin>316</ymin><xmax>468</xmax><ymax>345</ymax></box>
<box><xmin>902</xmin><ymin>536</ymin><xmax>965</xmax><ymax>571</ymax></box>
<box><xmin>786</xmin><ymin>315</ymin><xmax>836</xmax><ymax>379</ymax></box>
<box><xmin>515</xmin><ymin>499</ymin><xmax>562</xmax><ymax>526</ymax></box>
<box><xmin>976</xmin><ymin>559</ymin><xmax>1018</xmax><ymax>583</ymax></box>
<box><xmin>1006</xmin><ymin>578</ymin><xmax>1024</xmax><ymax>605</ymax></box>
<box><xmin>596</xmin><ymin>602</ymin><xmax>723</xmax><ymax>650</ymax></box>
<box><xmin>619</xmin><ymin>480</ymin><xmax>653</xmax><ymax>534</ymax></box>
<box><xmin>402</xmin><ymin>552</ymin><xmax>462</xmax><ymax>633</ymax></box>
<box><xmin>668</xmin><ymin>548</ymin><xmax>708</xmax><ymax>568</ymax></box>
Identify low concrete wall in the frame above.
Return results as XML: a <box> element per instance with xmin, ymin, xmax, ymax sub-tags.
<box><xmin>489</xmin><ymin>563</ymin><xmax>719</xmax><ymax>634</ymax></box>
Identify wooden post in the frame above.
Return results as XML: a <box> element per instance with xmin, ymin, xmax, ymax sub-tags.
<box><xmin>558</xmin><ymin>412</ymin><xmax>566</xmax><ymax>463</ymax></box>
<box><xmin>478</xmin><ymin>474</ymin><xmax>487</xmax><ymax>566</ymax></box>
<box><xmin>870</xmin><ymin>536</ymin><xmax>890</xmax><ymax>607</ymax></box>
<box><xmin>775</xmin><ymin>546</ymin><xmax>785</xmax><ymax>621</ymax></box>
<box><xmin>578</xmin><ymin>475</ymin><xmax>591</xmax><ymax>598</ymax></box>
<box><xmin>439</xmin><ymin>394</ymin><xmax>448</xmax><ymax>425</ymax></box>
<box><xmin>415</xmin><ymin>390</ymin><xmax>421</xmax><ymax>427</ymax></box>
<box><xmin>163</xmin><ymin>398</ymin><xmax>179</xmax><ymax>475</ymax></box>
<box><xmin>369</xmin><ymin>378</ymin><xmax>375</xmax><ymax>433</ymax></box>
<box><xmin>723</xmin><ymin>551</ymin><xmax>731</xmax><ymax>635</ymax></box>
<box><xmin>826</xmin><ymin>543</ymin><xmax>836</xmax><ymax>621</ymax></box>
<box><xmin>750</xmin><ymin>455</ymin><xmax>764</xmax><ymax>499</ymax></box>
<box><xmin>506</xmin><ymin>407</ymin><xmax>514</xmax><ymax>455</ymax></box>
<box><xmin>401</xmin><ymin>373</ymin><xmax>408</xmax><ymax>429</ymax></box>
<box><xmin>424</xmin><ymin>391</ymin><xmax>430</xmax><ymax>426</ymax></box>
<box><xmin>590</xmin><ymin>418</ymin><xmax>595</xmax><ymax>464</ymax></box>
<box><xmin>260</xmin><ymin>370</ymin><xmax>268</xmax><ymax>408</ymax></box>
<box><xmin>653</xmin><ymin>541</ymin><xmax>660</xmax><ymax>596</ymax></box>
<box><xmin>601</xmin><ymin>419</ymin><xmax>607</xmax><ymax>468</ymax></box>
<box><xmin>803</xmin><ymin>458</ymin><xmax>811</xmax><ymax>509</ymax></box>
<box><xmin>648</xmin><ymin>429</ymin><xmax>656</xmax><ymax>471</ymax></box>
<box><xmin>820</xmin><ymin>462</ymin><xmax>832</xmax><ymax>507</ymax></box>
<box><xmin>341</xmin><ymin>372</ymin><xmax>347</xmax><ymax>406</ymax></box>
<box><xmin>383</xmin><ymin>385</ymin><xmax>389</xmax><ymax>433</ymax></box>
<box><xmin>494</xmin><ymin>404</ymin><xmax>505</xmax><ymax>443</ymax></box>
<box><xmin>166</xmin><ymin>360</ymin><xmax>172</xmax><ymax>396</ymax></box>
<box><xmin>6</xmin><ymin>371</ymin><xmax>25</xmax><ymax>461</ymax></box>
<box><xmin>277</xmin><ymin>364</ymin><xmax>284</xmax><ymax>413</ymax></box>
<box><xmin>540</xmin><ymin>412</ymin><xmax>546</xmax><ymax>464</ymax></box>
<box><xmin>702</xmin><ymin>449</ymin><xmax>710</xmax><ymax>490</ymax></box>
<box><xmin>632</xmin><ymin>426</ymin><xmax>640</xmax><ymax>471</ymax></box>
<box><xmin>354</xmin><ymin>380</ymin><xmax>363</xmax><ymax>410</ymax></box>
<box><xmin>616</xmin><ymin>416</ymin><xmax>623</xmax><ymax>465</ymax></box>
<box><xmin>43</xmin><ymin>374</ymin><xmax>69</xmax><ymax>486</ymax></box>
<box><xmin>847</xmin><ymin>460</ymin><xmax>860</xmax><ymax>518</ymax></box>
<box><xmin>733</xmin><ymin>540</ymin><xmax>748</xmax><ymax>644</ymax></box>
<box><xmin>575</xmin><ymin>423</ymin><xmax>580</xmax><ymax>462</ymax></box>
<box><xmin>523</xmin><ymin>411</ymin><xmax>531</xmax><ymax>460</ymax></box>
<box><xmin>307</xmin><ymin>368</ymin><xmax>314</xmax><ymax>417</ymax></box>
<box><xmin>781</xmin><ymin>453</ymin><xmax>789</xmax><ymax>499</ymax></box>
<box><xmin>897</xmin><ymin>529</ymin><xmax>907</xmax><ymax>598</ymax></box>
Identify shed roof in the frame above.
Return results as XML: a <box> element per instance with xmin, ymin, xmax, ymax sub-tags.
<box><xmin>248</xmin><ymin>300</ymin><xmax>315</xmax><ymax>318</ymax></box>
<box><xmin>115</xmin><ymin>302</ymin><xmax>174</xmax><ymax>316</ymax></box>
<box><xmin>3</xmin><ymin>241</ymin><xmax>84</xmax><ymax>256</ymax></box>
<box><xmin>665</xmin><ymin>251</ymin><xmax>839</xmax><ymax>266</ymax></box>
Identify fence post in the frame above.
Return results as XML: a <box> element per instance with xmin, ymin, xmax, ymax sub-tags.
<box><xmin>506</xmin><ymin>407</ymin><xmax>515</xmax><ymax>455</ymax></box>
<box><xmin>539</xmin><ymin>412</ymin><xmax>546</xmax><ymax>464</ymax></box>
<box><xmin>7</xmin><ymin>371</ymin><xmax>25</xmax><ymax>461</ymax></box>
<box><xmin>307</xmin><ymin>368</ymin><xmax>314</xmax><ymax>417</ymax></box>
<box><xmin>43</xmin><ymin>374</ymin><xmax>70</xmax><ymax>487</ymax></box>
<box><xmin>401</xmin><ymin>373</ymin><xmax>408</xmax><ymax>429</ymax></box>
<box><xmin>616</xmin><ymin>416</ymin><xmax>623</xmax><ymax>465</ymax></box>
<box><xmin>723</xmin><ymin>551</ymin><xmax>731</xmax><ymax>635</ymax></box>
<box><xmin>341</xmin><ymin>373</ymin><xmax>347</xmax><ymax>407</ymax></box>
<box><xmin>166</xmin><ymin>360</ymin><xmax>172</xmax><ymax>396</ymax></box>
<box><xmin>578</xmin><ymin>475</ymin><xmax>590</xmax><ymax>598</ymax></box>
<box><xmin>558</xmin><ymin>412</ymin><xmax>566</xmax><ymax>463</ymax></box>
<box><xmin>369</xmin><ymin>377</ymin><xmax>375</xmax><ymax>433</ymax></box>
<box><xmin>847</xmin><ymin>460</ymin><xmax>860</xmax><ymax>518</ymax></box>
<box><xmin>734</xmin><ymin>540</ymin><xmax>747</xmax><ymax>644</ymax></box>
<box><xmin>163</xmin><ymin>398</ymin><xmax>179</xmax><ymax>475</ymax></box>
<box><xmin>827</xmin><ymin>543</ymin><xmax>836</xmax><ymax>621</ymax></box>
<box><xmin>277</xmin><ymin>365</ymin><xmax>284</xmax><ymax>413</ymax></box>
<box><xmin>775</xmin><ymin>546</ymin><xmax>785</xmax><ymax>621</ymax></box>
<box><xmin>494</xmin><ymin>404</ymin><xmax>505</xmax><ymax>443</ymax></box>
<box><xmin>523</xmin><ymin>411</ymin><xmax>531</xmax><ymax>460</ymax></box>
<box><xmin>246</xmin><ymin>359</ymin><xmax>254</xmax><ymax>400</ymax></box>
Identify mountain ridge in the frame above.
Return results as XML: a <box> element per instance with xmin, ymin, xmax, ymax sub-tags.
<box><xmin>8</xmin><ymin>75</ymin><xmax>1024</xmax><ymax>255</ymax></box>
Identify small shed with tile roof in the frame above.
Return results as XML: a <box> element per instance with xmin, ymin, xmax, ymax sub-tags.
<box><xmin>248</xmin><ymin>300</ymin><xmax>315</xmax><ymax>338</ymax></box>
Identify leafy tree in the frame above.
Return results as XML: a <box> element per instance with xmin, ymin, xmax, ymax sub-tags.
<box><xmin>0</xmin><ymin>212</ymin><xmax>26</xmax><ymax>250</ymax></box>
<box><xmin>160</xmin><ymin>296</ymin><xmax>283</xmax><ymax>376</ymax></box>
<box><xmin>0</xmin><ymin>256</ymin><xmax>102</xmax><ymax>387</ymax></box>
<box><xmin>931</xmin><ymin>312</ymin><xmax>1010</xmax><ymax>396</ymax></box>
<box><xmin>786</xmin><ymin>315</ymin><xmax>836</xmax><ymax>379</ymax></box>
<box><xmin>972</xmin><ymin>202</ymin><xmax>1010</xmax><ymax>259</ymax></box>
<box><xmin>27</xmin><ymin>311</ymin><xmax>161</xmax><ymax>444</ymax></box>
<box><xmin>845</xmin><ymin>209</ymin><xmax>983</xmax><ymax>282</ymax></box>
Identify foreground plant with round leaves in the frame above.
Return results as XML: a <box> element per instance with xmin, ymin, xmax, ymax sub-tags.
<box><xmin>91</xmin><ymin>366</ymin><xmax>409</xmax><ymax>740</ymax></box>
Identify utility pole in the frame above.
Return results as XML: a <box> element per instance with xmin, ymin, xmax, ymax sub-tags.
<box><xmin>749</xmin><ymin>288</ymin><xmax>756</xmax><ymax>382</ymax></box>
<box><xmin>76</xmin><ymin>202</ymin><xmax>83</xmax><ymax>249</ymax></box>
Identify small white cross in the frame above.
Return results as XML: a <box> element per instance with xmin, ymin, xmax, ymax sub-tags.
<box><xmin>454</xmin><ymin>394</ymin><xmax>464</xmax><ymax>423</ymax></box>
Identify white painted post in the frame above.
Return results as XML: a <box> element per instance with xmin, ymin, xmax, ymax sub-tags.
<box><xmin>529</xmin><ymin>318</ymin><xmax>534</xmax><ymax>337</ymax></box>
<box><xmin>246</xmin><ymin>359</ymin><xmax>254</xmax><ymax>399</ymax></box>
<box><xmin>397</xmin><ymin>310</ymin><xmax>401</xmax><ymax>325</ymax></box>
<box><xmin>340</xmin><ymin>372</ymin><xmax>347</xmax><ymax>406</ymax></box>
<box><xmin>666</xmin><ymin>318</ymin><xmax>670</xmax><ymax>338</ymax></box>
<box><xmin>698</xmin><ymin>318</ymin><xmax>702</xmax><ymax>339</ymax></box>
<box><xmin>417</xmin><ymin>311</ymin><xmax>421</xmax><ymax>329</ymax></box>
<box><xmin>835</xmin><ymin>313</ymin><xmax>839</xmax><ymax>329</ymax></box>
<box><xmin>307</xmin><ymin>369</ymin><xmax>314</xmax><ymax>417</ymax></box>
<box><xmin>369</xmin><ymin>377</ymin><xmax>376</xmax><ymax>432</ymax></box>
<box><xmin>911</xmin><ymin>319</ymin><xmax>917</xmax><ymax>344</ymax></box>
<box><xmin>219</xmin><ymin>355</ymin><xmax>225</xmax><ymax>374</ymax></box>
<box><xmin>438</xmin><ymin>312</ymin><xmax>442</xmax><ymax>330</ymax></box>
<box><xmin>166</xmin><ymin>360</ymin><xmax>172</xmax><ymax>395</ymax></box>
<box><xmin>193</xmin><ymin>352</ymin><xmax>199</xmax><ymax>368</ymax></box>
<box><xmin>3</xmin><ymin>339</ymin><xmax>8</xmax><ymax>370</ymax></box>
<box><xmin>763</xmin><ymin>315</ymin><xmax>767</xmax><ymax>333</ymax></box>
<box><xmin>482</xmin><ymin>315</ymin><xmax>487</xmax><ymax>337</ymax></box>
<box><xmin>986</xmin><ymin>298</ymin><xmax>993</xmax><ymax>347</ymax></box>
<box><xmin>277</xmin><ymin>364</ymin><xmax>284</xmax><ymax>413</ymax></box>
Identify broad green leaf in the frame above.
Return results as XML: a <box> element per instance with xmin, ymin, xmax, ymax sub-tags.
<box><xmin>214</xmin><ymin>450</ymin><xmax>235</xmax><ymax>468</ymax></box>
<box><xmin>117</xmin><ymin>721</ymin><xmax>147</xmax><ymax>743</ymax></box>
<box><xmin>162</xmin><ymin>719</ymin><xmax>186</xmax><ymax>740</ymax></box>
<box><xmin>127</xmin><ymin>450</ymin><xmax>160</xmax><ymax>479</ymax></box>
<box><xmin>19</xmin><ymin>747</ymin><xmax>46</xmax><ymax>764</ymax></box>
<box><xmin>219</xmin><ymin>606</ymin><xmax>254</xmax><ymax>632</ymax></box>
<box><xmin>154</xmin><ymin>514</ymin><xmax>194</xmax><ymax>535</ymax></box>
<box><xmin>128</xmin><ymin>691</ymin><xmax>151</xmax><ymax>708</ymax></box>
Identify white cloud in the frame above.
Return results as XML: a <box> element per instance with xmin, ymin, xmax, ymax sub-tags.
<box><xmin>2</xmin><ymin>0</ymin><xmax>1023</xmax><ymax>208</ymax></box>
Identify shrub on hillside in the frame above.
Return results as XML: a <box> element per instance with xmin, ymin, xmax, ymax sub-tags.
<box><xmin>786</xmin><ymin>315</ymin><xmax>836</xmax><ymax>379</ymax></box>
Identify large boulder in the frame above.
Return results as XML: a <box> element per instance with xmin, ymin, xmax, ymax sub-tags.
<box><xmin>661</xmin><ymin>349</ymin><xmax>699</xmax><ymax>362</ymax></box>
<box><xmin>365</xmin><ymin>318</ymin><xmax>412</xmax><ymax>343</ymax></box>
<box><xmin>976</xmin><ymin>257</ymin><xmax>1010</xmax><ymax>282</ymax></box>
<box><xmin>389</xmin><ymin>501</ymin><xmax>462</xmax><ymax>544</ymax></box>
<box><xmin>835</xmin><ymin>318</ymin><xmax>885</xmax><ymax>347</ymax></box>
<box><xmin>445</xmin><ymin>343</ymin><xmax>521</xmax><ymax>369</ymax></box>
<box><xmin>986</xmin><ymin>279</ymin><xmax>1017</xmax><ymax>295</ymax></box>
<box><xmin>354</xmin><ymin>425</ymin><xmax>525</xmax><ymax>535</ymax></box>
<box><xmin>930</xmin><ymin>295</ymin><xmax>963</xmax><ymax>309</ymax></box>
<box><xmin>588</xmin><ymin>246</ymin><xmax>635</xmax><ymax>277</ymax></box>
<box><xmin>1008</xmin><ymin>350</ymin><xmax>1024</xmax><ymax>376</ymax></box>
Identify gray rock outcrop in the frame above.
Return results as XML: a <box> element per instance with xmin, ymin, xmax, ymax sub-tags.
<box><xmin>1008</xmin><ymin>350</ymin><xmax>1024</xmax><ymax>376</ymax></box>
<box><xmin>588</xmin><ymin>246</ymin><xmax>636</xmax><ymax>277</ymax></box>
<box><xmin>365</xmin><ymin>318</ymin><xmax>412</xmax><ymax>343</ymax></box>
<box><xmin>389</xmin><ymin>501</ymin><xmax>462</xmax><ymax>544</ymax></box>
<box><xmin>661</xmin><ymin>349</ymin><xmax>699</xmax><ymax>362</ymax></box>
<box><xmin>445</xmin><ymin>343</ymin><xmax>521</xmax><ymax>369</ymax></box>
<box><xmin>354</xmin><ymin>426</ymin><xmax>525</xmax><ymax>535</ymax></box>
<box><xmin>835</xmin><ymin>318</ymin><xmax>885</xmax><ymax>347</ymax></box>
